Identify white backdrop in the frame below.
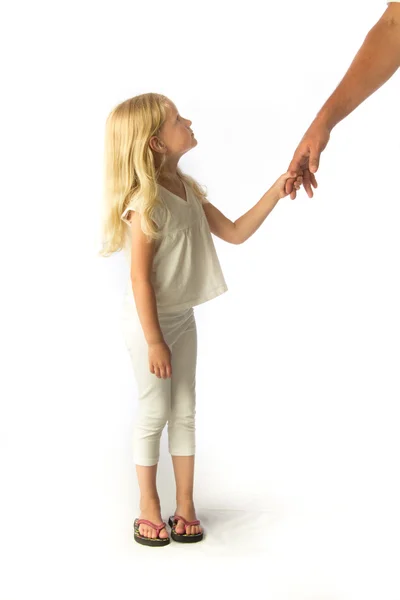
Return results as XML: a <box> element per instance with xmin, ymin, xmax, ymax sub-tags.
<box><xmin>2</xmin><ymin>0</ymin><xmax>400</xmax><ymax>598</ymax></box>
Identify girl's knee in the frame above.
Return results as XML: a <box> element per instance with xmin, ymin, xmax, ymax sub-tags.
<box><xmin>137</xmin><ymin>413</ymin><xmax>169</xmax><ymax>434</ymax></box>
<box><xmin>168</xmin><ymin>414</ymin><xmax>195</xmax><ymax>430</ymax></box>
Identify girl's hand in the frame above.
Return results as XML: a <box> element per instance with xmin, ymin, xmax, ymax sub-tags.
<box><xmin>148</xmin><ymin>341</ymin><xmax>172</xmax><ymax>379</ymax></box>
<box><xmin>272</xmin><ymin>171</ymin><xmax>303</xmax><ymax>200</ymax></box>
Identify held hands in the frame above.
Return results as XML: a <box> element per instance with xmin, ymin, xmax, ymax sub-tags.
<box><xmin>272</xmin><ymin>171</ymin><xmax>304</xmax><ymax>200</ymax></box>
<box><xmin>149</xmin><ymin>340</ymin><xmax>172</xmax><ymax>379</ymax></box>
<box><xmin>285</xmin><ymin>120</ymin><xmax>331</xmax><ymax>199</ymax></box>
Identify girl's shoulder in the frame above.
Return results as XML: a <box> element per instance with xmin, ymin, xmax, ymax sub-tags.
<box><xmin>121</xmin><ymin>193</ymin><xmax>166</xmax><ymax>228</ymax></box>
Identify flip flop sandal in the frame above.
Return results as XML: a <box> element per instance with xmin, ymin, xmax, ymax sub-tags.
<box><xmin>133</xmin><ymin>518</ymin><xmax>170</xmax><ymax>547</ymax></box>
<box><xmin>168</xmin><ymin>514</ymin><xmax>204</xmax><ymax>543</ymax></box>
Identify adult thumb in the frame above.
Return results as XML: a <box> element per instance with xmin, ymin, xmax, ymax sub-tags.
<box><xmin>309</xmin><ymin>148</ymin><xmax>320</xmax><ymax>173</ymax></box>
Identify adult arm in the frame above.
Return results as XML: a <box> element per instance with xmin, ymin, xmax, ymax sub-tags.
<box><xmin>287</xmin><ymin>2</ymin><xmax>400</xmax><ymax>198</ymax></box>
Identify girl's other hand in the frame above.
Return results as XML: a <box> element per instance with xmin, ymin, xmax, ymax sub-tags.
<box><xmin>148</xmin><ymin>341</ymin><xmax>172</xmax><ymax>378</ymax></box>
<box><xmin>273</xmin><ymin>171</ymin><xmax>303</xmax><ymax>200</ymax></box>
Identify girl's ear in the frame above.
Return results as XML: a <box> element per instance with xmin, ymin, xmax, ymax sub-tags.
<box><xmin>149</xmin><ymin>135</ymin><xmax>166</xmax><ymax>154</ymax></box>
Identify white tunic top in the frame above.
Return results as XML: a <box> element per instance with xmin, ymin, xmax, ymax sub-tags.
<box><xmin>121</xmin><ymin>181</ymin><xmax>228</xmax><ymax>314</ymax></box>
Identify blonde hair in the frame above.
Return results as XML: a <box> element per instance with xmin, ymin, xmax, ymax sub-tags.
<box><xmin>99</xmin><ymin>93</ymin><xmax>208</xmax><ymax>257</ymax></box>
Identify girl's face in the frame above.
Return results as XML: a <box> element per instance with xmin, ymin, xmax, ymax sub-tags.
<box><xmin>152</xmin><ymin>101</ymin><xmax>197</xmax><ymax>158</ymax></box>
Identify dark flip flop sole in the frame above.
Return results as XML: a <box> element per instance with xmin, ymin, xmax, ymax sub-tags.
<box><xmin>133</xmin><ymin>520</ymin><xmax>170</xmax><ymax>547</ymax></box>
<box><xmin>168</xmin><ymin>517</ymin><xmax>204</xmax><ymax>543</ymax></box>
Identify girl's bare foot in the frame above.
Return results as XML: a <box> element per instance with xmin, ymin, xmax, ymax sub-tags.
<box><xmin>174</xmin><ymin>500</ymin><xmax>202</xmax><ymax>535</ymax></box>
<box><xmin>138</xmin><ymin>498</ymin><xmax>169</xmax><ymax>539</ymax></box>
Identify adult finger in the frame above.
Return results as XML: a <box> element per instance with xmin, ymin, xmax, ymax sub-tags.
<box><xmin>302</xmin><ymin>168</ymin><xmax>314</xmax><ymax>198</ymax></box>
<box><xmin>286</xmin><ymin>148</ymin><xmax>308</xmax><ymax>194</ymax></box>
<box><xmin>285</xmin><ymin>180</ymin><xmax>294</xmax><ymax>195</ymax></box>
<box><xmin>282</xmin><ymin>170</ymin><xmax>297</xmax><ymax>195</ymax></box>
<box><xmin>286</xmin><ymin>157</ymin><xmax>302</xmax><ymax>194</ymax></box>
<box><xmin>310</xmin><ymin>172</ymin><xmax>318</xmax><ymax>189</ymax></box>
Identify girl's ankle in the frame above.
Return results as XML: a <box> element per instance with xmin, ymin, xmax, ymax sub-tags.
<box><xmin>140</xmin><ymin>496</ymin><xmax>160</xmax><ymax>511</ymax></box>
<box><xmin>176</xmin><ymin>497</ymin><xmax>194</xmax><ymax>507</ymax></box>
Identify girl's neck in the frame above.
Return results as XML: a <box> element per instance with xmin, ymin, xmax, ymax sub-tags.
<box><xmin>156</xmin><ymin>156</ymin><xmax>181</xmax><ymax>184</ymax></box>
<box><xmin>158</xmin><ymin>169</ymin><xmax>181</xmax><ymax>185</ymax></box>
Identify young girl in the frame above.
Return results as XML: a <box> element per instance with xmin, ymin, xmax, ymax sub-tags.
<box><xmin>100</xmin><ymin>93</ymin><xmax>302</xmax><ymax>547</ymax></box>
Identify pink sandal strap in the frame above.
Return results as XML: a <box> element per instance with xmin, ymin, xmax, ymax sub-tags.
<box><xmin>173</xmin><ymin>514</ymin><xmax>200</xmax><ymax>528</ymax></box>
<box><xmin>136</xmin><ymin>518</ymin><xmax>166</xmax><ymax>534</ymax></box>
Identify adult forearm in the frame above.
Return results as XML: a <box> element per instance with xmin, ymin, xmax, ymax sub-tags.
<box><xmin>315</xmin><ymin>15</ymin><xmax>400</xmax><ymax>131</ymax></box>
<box><xmin>131</xmin><ymin>279</ymin><xmax>164</xmax><ymax>345</ymax></box>
<box><xmin>234</xmin><ymin>188</ymin><xmax>280</xmax><ymax>244</ymax></box>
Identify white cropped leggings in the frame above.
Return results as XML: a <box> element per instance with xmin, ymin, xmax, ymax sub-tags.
<box><xmin>120</xmin><ymin>300</ymin><xmax>197</xmax><ymax>467</ymax></box>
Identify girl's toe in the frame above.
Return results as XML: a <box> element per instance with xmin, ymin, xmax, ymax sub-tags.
<box><xmin>160</xmin><ymin>528</ymin><xmax>168</xmax><ymax>539</ymax></box>
<box><xmin>175</xmin><ymin>521</ymin><xmax>183</xmax><ymax>534</ymax></box>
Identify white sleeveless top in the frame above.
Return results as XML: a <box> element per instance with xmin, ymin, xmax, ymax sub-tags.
<box><xmin>121</xmin><ymin>181</ymin><xmax>228</xmax><ymax>314</ymax></box>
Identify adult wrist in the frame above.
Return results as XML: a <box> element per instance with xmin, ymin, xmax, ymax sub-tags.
<box><xmin>313</xmin><ymin>109</ymin><xmax>336</xmax><ymax>133</ymax></box>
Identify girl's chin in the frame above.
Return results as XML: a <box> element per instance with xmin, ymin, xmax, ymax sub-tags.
<box><xmin>181</xmin><ymin>139</ymin><xmax>197</xmax><ymax>155</ymax></box>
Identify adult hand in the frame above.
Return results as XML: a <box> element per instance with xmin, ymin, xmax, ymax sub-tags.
<box><xmin>286</xmin><ymin>120</ymin><xmax>331</xmax><ymax>199</ymax></box>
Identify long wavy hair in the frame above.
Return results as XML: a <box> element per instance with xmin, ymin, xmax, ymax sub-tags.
<box><xmin>99</xmin><ymin>93</ymin><xmax>208</xmax><ymax>257</ymax></box>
